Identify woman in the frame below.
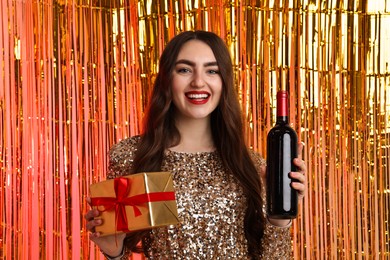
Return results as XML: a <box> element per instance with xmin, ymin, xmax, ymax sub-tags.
<box><xmin>85</xmin><ymin>30</ymin><xmax>306</xmax><ymax>259</ymax></box>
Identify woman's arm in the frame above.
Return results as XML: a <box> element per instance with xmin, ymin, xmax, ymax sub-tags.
<box><xmin>86</xmin><ymin>136</ymin><xmax>147</xmax><ymax>259</ymax></box>
<box><xmin>266</xmin><ymin>142</ymin><xmax>307</xmax><ymax>226</ymax></box>
<box><xmin>252</xmin><ymin>142</ymin><xmax>307</xmax><ymax>259</ymax></box>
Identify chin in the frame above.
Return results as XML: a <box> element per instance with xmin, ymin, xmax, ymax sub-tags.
<box><xmin>186</xmin><ymin>113</ymin><xmax>212</xmax><ymax>120</ymax></box>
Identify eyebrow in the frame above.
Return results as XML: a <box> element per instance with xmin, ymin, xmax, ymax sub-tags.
<box><xmin>175</xmin><ymin>59</ymin><xmax>218</xmax><ymax>67</ymax></box>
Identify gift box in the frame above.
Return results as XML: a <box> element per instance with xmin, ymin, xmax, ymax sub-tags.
<box><xmin>90</xmin><ymin>171</ymin><xmax>179</xmax><ymax>236</ymax></box>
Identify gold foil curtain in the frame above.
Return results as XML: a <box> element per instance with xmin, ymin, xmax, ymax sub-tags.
<box><xmin>1</xmin><ymin>0</ymin><xmax>389</xmax><ymax>259</ymax></box>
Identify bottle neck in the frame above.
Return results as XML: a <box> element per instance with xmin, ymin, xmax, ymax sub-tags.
<box><xmin>276</xmin><ymin>90</ymin><xmax>289</xmax><ymax>124</ymax></box>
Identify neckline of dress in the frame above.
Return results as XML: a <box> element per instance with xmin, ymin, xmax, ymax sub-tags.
<box><xmin>165</xmin><ymin>148</ymin><xmax>217</xmax><ymax>156</ymax></box>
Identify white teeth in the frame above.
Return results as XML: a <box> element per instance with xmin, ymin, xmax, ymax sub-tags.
<box><xmin>187</xmin><ymin>94</ymin><xmax>208</xmax><ymax>99</ymax></box>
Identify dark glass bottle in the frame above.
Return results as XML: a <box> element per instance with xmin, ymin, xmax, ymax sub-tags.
<box><xmin>266</xmin><ymin>90</ymin><xmax>298</xmax><ymax>219</ymax></box>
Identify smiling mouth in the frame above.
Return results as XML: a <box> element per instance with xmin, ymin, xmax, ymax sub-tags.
<box><xmin>186</xmin><ymin>93</ymin><xmax>210</xmax><ymax>100</ymax></box>
<box><xmin>185</xmin><ymin>93</ymin><xmax>210</xmax><ymax>104</ymax></box>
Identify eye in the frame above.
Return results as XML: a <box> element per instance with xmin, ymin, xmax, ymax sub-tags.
<box><xmin>207</xmin><ymin>69</ymin><xmax>220</xmax><ymax>75</ymax></box>
<box><xmin>176</xmin><ymin>67</ymin><xmax>191</xmax><ymax>73</ymax></box>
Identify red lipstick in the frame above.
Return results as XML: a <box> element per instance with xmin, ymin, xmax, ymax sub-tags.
<box><xmin>185</xmin><ymin>91</ymin><xmax>210</xmax><ymax>105</ymax></box>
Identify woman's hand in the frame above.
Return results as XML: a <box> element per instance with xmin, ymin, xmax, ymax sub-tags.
<box><xmin>260</xmin><ymin>142</ymin><xmax>307</xmax><ymax>199</ymax></box>
<box><xmin>261</xmin><ymin>142</ymin><xmax>307</xmax><ymax>228</ymax></box>
<box><xmin>289</xmin><ymin>142</ymin><xmax>307</xmax><ymax>200</ymax></box>
<box><xmin>85</xmin><ymin>197</ymin><xmax>126</xmax><ymax>257</ymax></box>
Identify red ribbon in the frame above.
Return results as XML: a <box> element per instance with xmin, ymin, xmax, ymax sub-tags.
<box><xmin>91</xmin><ymin>177</ymin><xmax>176</xmax><ymax>232</ymax></box>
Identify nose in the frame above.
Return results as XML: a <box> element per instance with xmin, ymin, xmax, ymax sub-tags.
<box><xmin>190</xmin><ymin>71</ymin><xmax>206</xmax><ymax>88</ymax></box>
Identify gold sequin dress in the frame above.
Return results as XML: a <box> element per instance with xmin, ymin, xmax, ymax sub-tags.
<box><xmin>107</xmin><ymin>136</ymin><xmax>292</xmax><ymax>259</ymax></box>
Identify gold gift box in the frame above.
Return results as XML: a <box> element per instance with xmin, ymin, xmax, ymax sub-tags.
<box><xmin>90</xmin><ymin>171</ymin><xmax>179</xmax><ymax>236</ymax></box>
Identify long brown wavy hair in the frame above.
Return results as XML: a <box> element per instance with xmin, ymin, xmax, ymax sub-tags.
<box><xmin>130</xmin><ymin>30</ymin><xmax>265</xmax><ymax>258</ymax></box>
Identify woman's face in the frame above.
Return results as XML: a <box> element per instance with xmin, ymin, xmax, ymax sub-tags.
<box><xmin>171</xmin><ymin>39</ymin><xmax>223</xmax><ymax>121</ymax></box>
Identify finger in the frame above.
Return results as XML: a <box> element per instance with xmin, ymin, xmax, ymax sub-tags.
<box><xmin>86</xmin><ymin>197</ymin><xmax>91</xmax><ymax>206</ymax></box>
<box><xmin>89</xmin><ymin>231</ymin><xmax>101</xmax><ymax>241</ymax></box>
<box><xmin>289</xmin><ymin>171</ymin><xmax>306</xmax><ymax>184</ymax></box>
<box><xmin>293</xmin><ymin>158</ymin><xmax>307</xmax><ymax>173</ymax></box>
<box><xmin>86</xmin><ymin>218</ymin><xmax>102</xmax><ymax>232</ymax></box>
<box><xmin>84</xmin><ymin>209</ymin><xmax>99</xmax><ymax>221</ymax></box>
<box><xmin>86</xmin><ymin>218</ymin><xmax>102</xmax><ymax>230</ymax></box>
<box><xmin>86</xmin><ymin>221</ymin><xmax>95</xmax><ymax>232</ymax></box>
<box><xmin>297</xmin><ymin>142</ymin><xmax>304</xmax><ymax>160</ymax></box>
<box><xmin>291</xmin><ymin>181</ymin><xmax>305</xmax><ymax>191</ymax></box>
<box><xmin>290</xmin><ymin>182</ymin><xmax>305</xmax><ymax>199</ymax></box>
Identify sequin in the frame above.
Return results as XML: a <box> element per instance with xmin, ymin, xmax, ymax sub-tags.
<box><xmin>107</xmin><ymin>136</ymin><xmax>292</xmax><ymax>259</ymax></box>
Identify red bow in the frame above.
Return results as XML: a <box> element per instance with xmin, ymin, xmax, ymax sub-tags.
<box><xmin>91</xmin><ymin>177</ymin><xmax>175</xmax><ymax>232</ymax></box>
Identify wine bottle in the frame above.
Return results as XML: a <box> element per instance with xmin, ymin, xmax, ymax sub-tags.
<box><xmin>266</xmin><ymin>89</ymin><xmax>298</xmax><ymax>219</ymax></box>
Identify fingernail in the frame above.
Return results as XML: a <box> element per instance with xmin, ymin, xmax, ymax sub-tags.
<box><xmin>92</xmin><ymin>232</ymin><xmax>100</xmax><ymax>238</ymax></box>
